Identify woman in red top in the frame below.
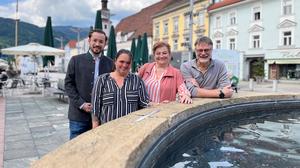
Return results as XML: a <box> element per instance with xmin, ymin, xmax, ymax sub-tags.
<box><xmin>138</xmin><ymin>41</ymin><xmax>192</xmax><ymax>104</ymax></box>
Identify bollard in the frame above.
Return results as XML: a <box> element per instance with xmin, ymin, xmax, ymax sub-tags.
<box><xmin>249</xmin><ymin>78</ymin><xmax>254</xmax><ymax>91</ymax></box>
<box><xmin>272</xmin><ymin>80</ymin><xmax>278</xmax><ymax>92</ymax></box>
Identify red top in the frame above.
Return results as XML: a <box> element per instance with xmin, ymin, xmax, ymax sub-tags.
<box><xmin>138</xmin><ymin>62</ymin><xmax>190</xmax><ymax>103</ymax></box>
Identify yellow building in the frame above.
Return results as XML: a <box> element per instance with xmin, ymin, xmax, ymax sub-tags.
<box><xmin>152</xmin><ymin>0</ymin><xmax>209</xmax><ymax>66</ymax></box>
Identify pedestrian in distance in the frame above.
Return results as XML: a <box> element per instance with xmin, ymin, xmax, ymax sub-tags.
<box><xmin>65</xmin><ymin>29</ymin><xmax>114</xmax><ymax>139</ymax></box>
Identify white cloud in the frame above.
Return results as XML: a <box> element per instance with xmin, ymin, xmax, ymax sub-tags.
<box><xmin>109</xmin><ymin>0</ymin><xmax>160</xmax><ymax>13</ymax></box>
<box><xmin>0</xmin><ymin>0</ymin><xmax>160</xmax><ymax>27</ymax></box>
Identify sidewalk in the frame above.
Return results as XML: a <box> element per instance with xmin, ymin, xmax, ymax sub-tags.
<box><xmin>0</xmin><ymin>77</ymin><xmax>299</xmax><ymax>168</ymax></box>
<box><xmin>1</xmin><ymin>95</ymin><xmax>69</xmax><ymax>168</ymax></box>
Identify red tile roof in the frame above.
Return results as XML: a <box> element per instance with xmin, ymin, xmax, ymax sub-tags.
<box><xmin>67</xmin><ymin>40</ymin><xmax>77</xmax><ymax>48</ymax></box>
<box><xmin>208</xmin><ymin>0</ymin><xmax>243</xmax><ymax>11</ymax></box>
<box><xmin>115</xmin><ymin>0</ymin><xmax>173</xmax><ymax>40</ymax></box>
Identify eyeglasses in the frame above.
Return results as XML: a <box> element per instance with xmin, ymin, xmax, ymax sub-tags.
<box><xmin>196</xmin><ymin>48</ymin><xmax>211</xmax><ymax>53</ymax></box>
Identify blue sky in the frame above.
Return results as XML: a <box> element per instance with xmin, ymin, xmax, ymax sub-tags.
<box><xmin>0</xmin><ymin>0</ymin><xmax>160</xmax><ymax>27</ymax></box>
<box><xmin>0</xmin><ymin>0</ymin><xmax>14</xmax><ymax>5</ymax></box>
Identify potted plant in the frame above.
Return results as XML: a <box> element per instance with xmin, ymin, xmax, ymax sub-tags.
<box><xmin>252</xmin><ymin>59</ymin><xmax>265</xmax><ymax>83</ymax></box>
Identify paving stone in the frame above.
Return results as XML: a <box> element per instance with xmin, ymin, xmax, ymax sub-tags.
<box><xmin>5</xmin><ymin>110</ymin><xmax>23</xmax><ymax>114</ymax></box>
<box><xmin>5</xmin><ymin>109</ymin><xmax>23</xmax><ymax>113</ymax></box>
<box><xmin>4</xmin><ymin>126</ymin><xmax>30</xmax><ymax>136</ymax></box>
<box><xmin>5</xmin><ymin>113</ymin><xmax>25</xmax><ymax>120</ymax></box>
<box><xmin>30</xmin><ymin>125</ymin><xmax>55</xmax><ymax>133</ymax></box>
<box><xmin>36</xmin><ymin>143</ymin><xmax>61</xmax><ymax>157</ymax></box>
<box><xmin>26</xmin><ymin>117</ymin><xmax>48</xmax><ymax>123</ymax></box>
<box><xmin>55</xmin><ymin>130</ymin><xmax>69</xmax><ymax>142</ymax></box>
<box><xmin>4</xmin><ymin>157</ymin><xmax>38</xmax><ymax>168</ymax></box>
<box><xmin>24</xmin><ymin>113</ymin><xmax>44</xmax><ymax>119</ymax></box>
<box><xmin>31</xmin><ymin>131</ymin><xmax>55</xmax><ymax>139</ymax></box>
<box><xmin>28</xmin><ymin>121</ymin><xmax>51</xmax><ymax>128</ymax></box>
<box><xmin>5</xmin><ymin>140</ymin><xmax>35</xmax><ymax>151</ymax></box>
<box><xmin>23</xmin><ymin>108</ymin><xmax>40</xmax><ymax>113</ymax></box>
<box><xmin>4</xmin><ymin>148</ymin><xmax>37</xmax><ymax>160</ymax></box>
<box><xmin>5</xmin><ymin>119</ymin><xmax>27</xmax><ymax>127</ymax></box>
<box><xmin>5</xmin><ymin>133</ymin><xmax>32</xmax><ymax>142</ymax></box>
<box><xmin>34</xmin><ymin>134</ymin><xmax>62</xmax><ymax>146</ymax></box>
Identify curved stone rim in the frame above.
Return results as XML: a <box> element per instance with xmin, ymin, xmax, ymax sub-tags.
<box><xmin>31</xmin><ymin>93</ymin><xmax>300</xmax><ymax>168</ymax></box>
<box><xmin>138</xmin><ymin>99</ymin><xmax>300</xmax><ymax>167</ymax></box>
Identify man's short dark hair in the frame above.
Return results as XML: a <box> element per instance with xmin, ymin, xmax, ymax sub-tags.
<box><xmin>194</xmin><ymin>36</ymin><xmax>213</xmax><ymax>46</ymax></box>
<box><xmin>88</xmin><ymin>29</ymin><xmax>107</xmax><ymax>41</ymax></box>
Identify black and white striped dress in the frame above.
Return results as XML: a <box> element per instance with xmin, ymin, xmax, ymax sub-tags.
<box><xmin>92</xmin><ymin>73</ymin><xmax>149</xmax><ymax>124</ymax></box>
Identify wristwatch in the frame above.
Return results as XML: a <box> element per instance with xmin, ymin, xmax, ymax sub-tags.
<box><xmin>219</xmin><ymin>89</ymin><xmax>225</xmax><ymax>99</ymax></box>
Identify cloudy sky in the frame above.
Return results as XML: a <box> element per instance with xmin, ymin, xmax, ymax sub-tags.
<box><xmin>0</xmin><ymin>0</ymin><xmax>160</xmax><ymax>27</ymax></box>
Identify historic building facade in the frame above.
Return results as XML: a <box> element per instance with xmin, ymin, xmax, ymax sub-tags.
<box><xmin>152</xmin><ymin>0</ymin><xmax>210</xmax><ymax>67</ymax></box>
<box><xmin>208</xmin><ymin>0</ymin><xmax>300</xmax><ymax>81</ymax></box>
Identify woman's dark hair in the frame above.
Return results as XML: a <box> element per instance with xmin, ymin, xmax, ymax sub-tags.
<box><xmin>88</xmin><ymin>29</ymin><xmax>108</xmax><ymax>42</ymax></box>
<box><xmin>115</xmin><ymin>49</ymin><xmax>133</xmax><ymax>61</ymax></box>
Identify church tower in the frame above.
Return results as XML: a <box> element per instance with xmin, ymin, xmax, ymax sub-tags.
<box><xmin>101</xmin><ymin>0</ymin><xmax>111</xmax><ymax>35</ymax></box>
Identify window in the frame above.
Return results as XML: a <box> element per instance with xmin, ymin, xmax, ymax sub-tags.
<box><xmin>252</xmin><ymin>35</ymin><xmax>260</xmax><ymax>48</ymax></box>
<box><xmin>283</xmin><ymin>0</ymin><xmax>292</xmax><ymax>15</ymax></box>
<box><xmin>185</xmin><ymin>37</ymin><xmax>190</xmax><ymax>43</ymax></box>
<box><xmin>163</xmin><ymin>21</ymin><xmax>168</xmax><ymax>35</ymax></box>
<box><xmin>215</xmin><ymin>40</ymin><xmax>221</xmax><ymax>49</ymax></box>
<box><xmin>283</xmin><ymin>31</ymin><xmax>292</xmax><ymax>46</ymax></box>
<box><xmin>173</xmin><ymin>17</ymin><xmax>179</xmax><ymax>33</ymax></box>
<box><xmin>229</xmin><ymin>38</ymin><xmax>236</xmax><ymax>50</ymax></box>
<box><xmin>229</xmin><ymin>12</ymin><xmax>236</xmax><ymax>25</ymax></box>
<box><xmin>173</xmin><ymin>39</ymin><xmax>178</xmax><ymax>51</ymax></box>
<box><xmin>155</xmin><ymin>23</ymin><xmax>160</xmax><ymax>37</ymax></box>
<box><xmin>198</xmin><ymin>12</ymin><xmax>204</xmax><ymax>26</ymax></box>
<box><xmin>216</xmin><ymin>16</ymin><xmax>221</xmax><ymax>28</ymax></box>
<box><xmin>253</xmin><ymin>7</ymin><xmax>261</xmax><ymax>21</ymax></box>
<box><xmin>184</xmin><ymin>15</ymin><xmax>190</xmax><ymax>29</ymax></box>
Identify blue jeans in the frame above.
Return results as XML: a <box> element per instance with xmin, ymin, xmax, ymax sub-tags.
<box><xmin>69</xmin><ymin>120</ymin><xmax>92</xmax><ymax>140</ymax></box>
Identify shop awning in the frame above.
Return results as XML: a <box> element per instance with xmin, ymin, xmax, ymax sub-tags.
<box><xmin>267</xmin><ymin>59</ymin><xmax>300</xmax><ymax>64</ymax></box>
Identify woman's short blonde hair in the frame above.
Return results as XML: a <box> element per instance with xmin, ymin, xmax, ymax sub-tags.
<box><xmin>152</xmin><ymin>41</ymin><xmax>171</xmax><ymax>54</ymax></box>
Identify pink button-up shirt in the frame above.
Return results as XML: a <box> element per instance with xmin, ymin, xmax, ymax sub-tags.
<box><xmin>138</xmin><ymin>62</ymin><xmax>190</xmax><ymax>103</ymax></box>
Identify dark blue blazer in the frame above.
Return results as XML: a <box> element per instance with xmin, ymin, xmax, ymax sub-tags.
<box><xmin>65</xmin><ymin>52</ymin><xmax>114</xmax><ymax>122</ymax></box>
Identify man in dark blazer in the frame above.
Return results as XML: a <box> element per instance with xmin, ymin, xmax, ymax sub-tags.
<box><xmin>65</xmin><ymin>29</ymin><xmax>114</xmax><ymax>139</ymax></box>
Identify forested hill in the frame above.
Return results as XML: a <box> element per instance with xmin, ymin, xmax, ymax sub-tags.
<box><xmin>0</xmin><ymin>17</ymin><xmax>89</xmax><ymax>49</ymax></box>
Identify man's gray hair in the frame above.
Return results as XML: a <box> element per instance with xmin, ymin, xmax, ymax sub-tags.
<box><xmin>194</xmin><ymin>36</ymin><xmax>213</xmax><ymax>46</ymax></box>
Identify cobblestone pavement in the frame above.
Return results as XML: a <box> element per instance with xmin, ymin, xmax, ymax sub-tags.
<box><xmin>2</xmin><ymin>96</ymin><xmax>68</xmax><ymax>168</ymax></box>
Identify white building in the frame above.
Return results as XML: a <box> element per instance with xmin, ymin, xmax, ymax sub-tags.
<box><xmin>208</xmin><ymin>0</ymin><xmax>300</xmax><ymax>81</ymax></box>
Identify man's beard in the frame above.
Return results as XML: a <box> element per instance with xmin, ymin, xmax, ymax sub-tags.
<box><xmin>92</xmin><ymin>47</ymin><xmax>102</xmax><ymax>54</ymax></box>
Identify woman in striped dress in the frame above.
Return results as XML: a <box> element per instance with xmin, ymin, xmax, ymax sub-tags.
<box><xmin>138</xmin><ymin>41</ymin><xmax>192</xmax><ymax>104</ymax></box>
<box><xmin>91</xmin><ymin>49</ymin><xmax>149</xmax><ymax>128</ymax></box>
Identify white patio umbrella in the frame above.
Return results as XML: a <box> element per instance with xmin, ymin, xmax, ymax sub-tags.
<box><xmin>1</xmin><ymin>43</ymin><xmax>65</xmax><ymax>92</ymax></box>
<box><xmin>1</xmin><ymin>42</ymin><xmax>65</xmax><ymax>56</ymax></box>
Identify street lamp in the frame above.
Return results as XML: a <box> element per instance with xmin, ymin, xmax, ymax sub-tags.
<box><xmin>54</xmin><ymin>36</ymin><xmax>64</xmax><ymax>49</ymax></box>
<box><xmin>54</xmin><ymin>36</ymin><xmax>65</xmax><ymax>72</ymax></box>
<box><xmin>70</xmin><ymin>28</ymin><xmax>81</xmax><ymax>54</ymax></box>
<box><xmin>15</xmin><ymin>0</ymin><xmax>20</xmax><ymax>46</ymax></box>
